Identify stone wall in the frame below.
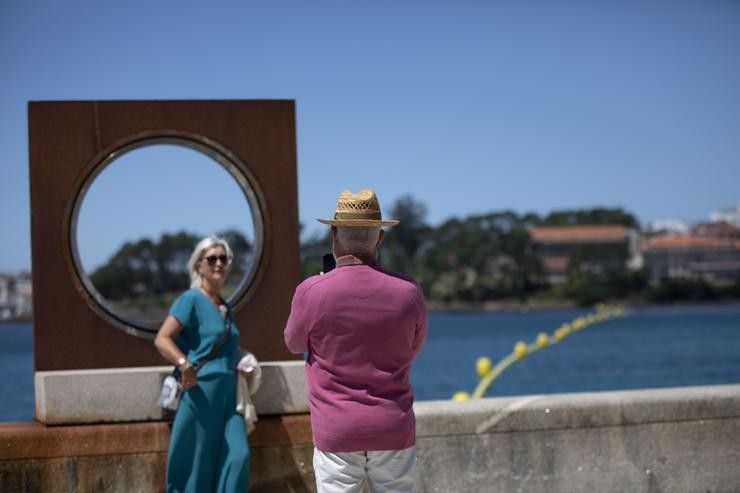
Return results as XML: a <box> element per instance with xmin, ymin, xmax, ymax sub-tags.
<box><xmin>414</xmin><ymin>385</ymin><xmax>740</xmax><ymax>492</ymax></box>
<box><xmin>0</xmin><ymin>416</ymin><xmax>316</xmax><ymax>493</ymax></box>
<box><xmin>3</xmin><ymin>379</ymin><xmax>739</xmax><ymax>492</ymax></box>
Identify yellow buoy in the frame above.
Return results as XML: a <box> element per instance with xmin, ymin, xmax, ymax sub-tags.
<box><xmin>514</xmin><ymin>341</ymin><xmax>528</xmax><ymax>359</ymax></box>
<box><xmin>536</xmin><ymin>332</ymin><xmax>549</xmax><ymax>348</ymax></box>
<box><xmin>476</xmin><ymin>356</ymin><xmax>493</xmax><ymax>378</ymax></box>
<box><xmin>452</xmin><ymin>305</ymin><xmax>628</xmax><ymax>402</ymax></box>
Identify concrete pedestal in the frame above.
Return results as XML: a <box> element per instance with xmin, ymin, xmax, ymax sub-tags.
<box><xmin>34</xmin><ymin>361</ymin><xmax>308</xmax><ymax>425</ymax></box>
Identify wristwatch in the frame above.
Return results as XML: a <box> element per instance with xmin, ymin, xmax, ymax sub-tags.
<box><xmin>177</xmin><ymin>357</ymin><xmax>190</xmax><ymax>370</ymax></box>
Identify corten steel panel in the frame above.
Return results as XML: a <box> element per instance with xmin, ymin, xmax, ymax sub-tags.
<box><xmin>29</xmin><ymin>100</ymin><xmax>301</xmax><ymax>371</ymax></box>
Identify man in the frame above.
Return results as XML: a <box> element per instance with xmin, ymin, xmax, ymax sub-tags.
<box><xmin>284</xmin><ymin>189</ymin><xmax>428</xmax><ymax>493</ymax></box>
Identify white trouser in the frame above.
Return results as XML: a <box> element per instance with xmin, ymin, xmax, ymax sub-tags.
<box><xmin>313</xmin><ymin>446</ymin><xmax>416</xmax><ymax>493</ymax></box>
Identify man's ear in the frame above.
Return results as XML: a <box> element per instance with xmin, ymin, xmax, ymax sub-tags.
<box><xmin>376</xmin><ymin>229</ymin><xmax>385</xmax><ymax>249</ymax></box>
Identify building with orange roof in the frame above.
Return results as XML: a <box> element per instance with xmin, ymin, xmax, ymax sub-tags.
<box><xmin>690</xmin><ymin>222</ymin><xmax>740</xmax><ymax>239</ymax></box>
<box><xmin>642</xmin><ymin>235</ymin><xmax>740</xmax><ymax>285</ymax></box>
<box><xmin>529</xmin><ymin>225</ymin><xmax>640</xmax><ymax>284</ymax></box>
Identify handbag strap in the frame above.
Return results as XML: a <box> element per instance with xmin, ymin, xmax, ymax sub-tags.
<box><xmin>191</xmin><ymin>301</ymin><xmax>232</xmax><ymax>373</ymax></box>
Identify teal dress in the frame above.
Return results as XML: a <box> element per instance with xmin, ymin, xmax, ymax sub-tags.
<box><xmin>166</xmin><ymin>288</ymin><xmax>250</xmax><ymax>493</ymax></box>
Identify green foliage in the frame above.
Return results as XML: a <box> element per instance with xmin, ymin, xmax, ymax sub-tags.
<box><xmin>724</xmin><ymin>278</ymin><xmax>740</xmax><ymax>299</ymax></box>
<box><xmin>542</xmin><ymin>207</ymin><xmax>639</xmax><ymax>228</ymax></box>
<box><xmin>296</xmin><ymin>199</ymin><xmax>738</xmax><ymax>306</ymax></box>
<box><xmin>416</xmin><ymin>211</ymin><xmax>545</xmax><ymax>302</ymax></box>
<box><xmin>645</xmin><ymin>278</ymin><xmax>719</xmax><ymax>303</ymax></box>
<box><xmin>218</xmin><ymin>229</ymin><xmax>254</xmax><ymax>280</ymax></box>
<box><xmin>562</xmin><ymin>243</ymin><xmax>644</xmax><ymax>305</ymax></box>
<box><xmin>299</xmin><ymin>228</ymin><xmax>331</xmax><ymax>278</ymax></box>
<box><xmin>299</xmin><ymin>199</ymin><xmax>547</xmax><ymax>303</ymax></box>
<box><xmin>89</xmin><ymin>229</ymin><xmax>252</xmax><ymax>300</ymax></box>
<box><xmin>382</xmin><ymin>195</ymin><xmax>431</xmax><ymax>276</ymax></box>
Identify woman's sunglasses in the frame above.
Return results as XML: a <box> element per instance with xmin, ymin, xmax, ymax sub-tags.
<box><xmin>202</xmin><ymin>255</ymin><xmax>231</xmax><ymax>266</ymax></box>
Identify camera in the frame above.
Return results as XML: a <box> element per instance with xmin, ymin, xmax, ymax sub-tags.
<box><xmin>322</xmin><ymin>253</ymin><xmax>336</xmax><ymax>273</ymax></box>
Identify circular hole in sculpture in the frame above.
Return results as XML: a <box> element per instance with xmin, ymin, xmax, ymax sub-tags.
<box><xmin>72</xmin><ymin>139</ymin><xmax>264</xmax><ymax>338</ymax></box>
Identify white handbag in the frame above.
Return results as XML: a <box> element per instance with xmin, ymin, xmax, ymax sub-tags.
<box><xmin>157</xmin><ymin>374</ymin><xmax>181</xmax><ymax>411</ymax></box>
<box><xmin>157</xmin><ymin>303</ymin><xmax>232</xmax><ymax>411</ymax></box>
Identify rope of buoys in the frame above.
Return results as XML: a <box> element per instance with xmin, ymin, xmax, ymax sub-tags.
<box><xmin>451</xmin><ymin>304</ymin><xmax>627</xmax><ymax>401</ymax></box>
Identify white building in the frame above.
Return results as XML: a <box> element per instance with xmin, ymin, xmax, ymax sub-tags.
<box><xmin>13</xmin><ymin>272</ymin><xmax>33</xmax><ymax>318</ymax></box>
<box><xmin>646</xmin><ymin>219</ymin><xmax>689</xmax><ymax>235</ymax></box>
<box><xmin>643</xmin><ymin>235</ymin><xmax>740</xmax><ymax>286</ymax></box>
<box><xmin>0</xmin><ymin>272</ymin><xmax>33</xmax><ymax>320</ymax></box>
<box><xmin>0</xmin><ymin>275</ymin><xmax>11</xmax><ymax>319</ymax></box>
<box><xmin>710</xmin><ymin>204</ymin><xmax>740</xmax><ymax>228</ymax></box>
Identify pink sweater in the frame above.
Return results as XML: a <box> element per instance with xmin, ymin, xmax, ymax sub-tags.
<box><xmin>284</xmin><ymin>257</ymin><xmax>428</xmax><ymax>452</ymax></box>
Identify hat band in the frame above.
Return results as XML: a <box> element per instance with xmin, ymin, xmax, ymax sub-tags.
<box><xmin>334</xmin><ymin>211</ymin><xmax>382</xmax><ymax>221</ymax></box>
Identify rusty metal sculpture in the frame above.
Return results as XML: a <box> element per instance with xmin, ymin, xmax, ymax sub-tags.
<box><xmin>28</xmin><ymin>100</ymin><xmax>301</xmax><ymax>370</ymax></box>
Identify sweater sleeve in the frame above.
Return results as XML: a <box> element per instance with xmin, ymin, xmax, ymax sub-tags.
<box><xmin>284</xmin><ymin>283</ymin><xmax>310</xmax><ymax>354</ymax></box>
<box><xmin>412</xmin><ymin>285</ymin><xmax>428</xmax><ymax>356</ymax></box>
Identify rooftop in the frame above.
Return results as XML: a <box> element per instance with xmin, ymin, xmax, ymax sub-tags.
<box><xmin>529</xmin><ymin>225</ymin><xmax>630</xmax><ymax>244</ymax></box>
<box><xmin>643</xmin><ymin>235</ymin><xmax>740</xmax><ymax>251</ymax></box>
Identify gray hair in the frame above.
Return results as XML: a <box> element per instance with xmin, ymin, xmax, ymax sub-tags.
<box><xmin>187</xmin><ymin>236</ymin><xmax>234</xmax><ymax>288</ymax></box>
<box><xmin>335</xmin><ymin>226</ymin><xmax>381</xmax><ymax>255</ymax></box>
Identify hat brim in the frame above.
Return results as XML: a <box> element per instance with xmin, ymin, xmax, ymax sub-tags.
<box><xmin>317</xmin><ymin>218</ymin><xmax>399</xmax><ymax>227</ymax></box>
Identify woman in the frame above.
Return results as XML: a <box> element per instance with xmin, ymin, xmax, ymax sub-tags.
<box><xmin>154</xmin><ymin>236</ymin><xmax>250</xmax><ymax>492</ymax></box>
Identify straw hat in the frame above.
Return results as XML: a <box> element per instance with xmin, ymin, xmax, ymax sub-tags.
<box><xmin>317</xmin><ymin>189</ymin><xmax>399</xmax><ymax>227</ymax></box>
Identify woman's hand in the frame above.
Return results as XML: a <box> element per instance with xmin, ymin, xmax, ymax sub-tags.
<box><xmin>236</xmin><ymin>352</ymin><xmax>257</xmax><ymax>382</ymax></box>
<box><xmin>154</xmin><ymin>315</ymin><xmax>199</xmax><ymax>388</ymax></box>
<box><xmin>180</xmin><ymin>365</ymin><xmax>198</xmax><ymax>389</ymax></box>
<box><xmin>238</xmin><ymin>368</ymin><xmax>254</xmax><ymax>382</ymax></box>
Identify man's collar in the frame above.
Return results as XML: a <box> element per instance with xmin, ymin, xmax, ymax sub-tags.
<box><xmin>335</xmin><ymin>254</ymin><xmax>378</xmax><ymax>268</ymax></box>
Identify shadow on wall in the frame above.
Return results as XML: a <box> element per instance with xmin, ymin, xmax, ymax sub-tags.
<box><xmin>250</xmin><ymin>364</ymin><xmax>315</xmax><ymax>492</ymax></box>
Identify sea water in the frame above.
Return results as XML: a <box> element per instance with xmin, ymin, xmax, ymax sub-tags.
<box><xmin>1</xmin><ymin>305</ymin><xmax>739</xmax><ymax>421</ymax></box>
<box><xmin>412</xmin><ymin>304</ymin><xmax>740</xmax><ymax>400</ymax></box>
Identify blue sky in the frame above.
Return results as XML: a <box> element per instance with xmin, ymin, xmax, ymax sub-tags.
<box><xmin>2</xmin><ymin>0</ymin><xmax>739</xmax><ymax>273</ymax></box>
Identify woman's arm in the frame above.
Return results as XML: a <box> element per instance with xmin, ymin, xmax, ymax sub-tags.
<box><xmin>154</xmin><ymin>315</ymin><xmax>197</xmax><ymax>389</ymax></box>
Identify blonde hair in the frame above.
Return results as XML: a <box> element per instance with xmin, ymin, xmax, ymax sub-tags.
<box><xmin>187</xmin><ymin>236</ymin><xmax>234</xmax><ymax>288</ymax></box>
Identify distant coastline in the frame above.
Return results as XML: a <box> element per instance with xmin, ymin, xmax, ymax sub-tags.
<box><xmin>427</xmin><ymin>299</ymin><xmax>576</xmax><ymax>313</ymax></box>
<box><xmin>3</xmin><ymin>300</ymin><xmax>740</xmax><ymax>324</ymax></box>
<box><xmin>0</xmin><ymin>317</ymin><xmax>32</xmax><ymax>325</ymax></box>
<box><xmin>426</xmin><ymin>299</ymin><xmax>740</xmax><ymax>313</ymax></box>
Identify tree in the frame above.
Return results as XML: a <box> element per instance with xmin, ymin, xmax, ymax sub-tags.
<box><xmin>299</xmin><ymin>228</ymin><xmax>332</xmax><ymax>279</ymax></box>
<box><xmin>381</xmin><ymin>195</ymin><xmax>430</xmax><ymax>275</ymax></box>
<box><xmin>218</xmin><ymin>228</ymin><xmax>254</xmax><ymax>280</ymax></box>
<box><xmin>419</xmin><ymin>211</ymin><xmax>543</xmax><ymax>302</ymax></box>
<box><xmin>542</xmin><ymin>208</ymin><xmax>639</xmax><ymax>228</ymax></box>
<box><xmin>89</xmin><ymin>230</ymin><xmax>253</xmax><ymax>300</ymax></box>
<box><xmin>296</xmin><ymin>203</ymin><xmax>663</xmax><ymax>305</ymax></box>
